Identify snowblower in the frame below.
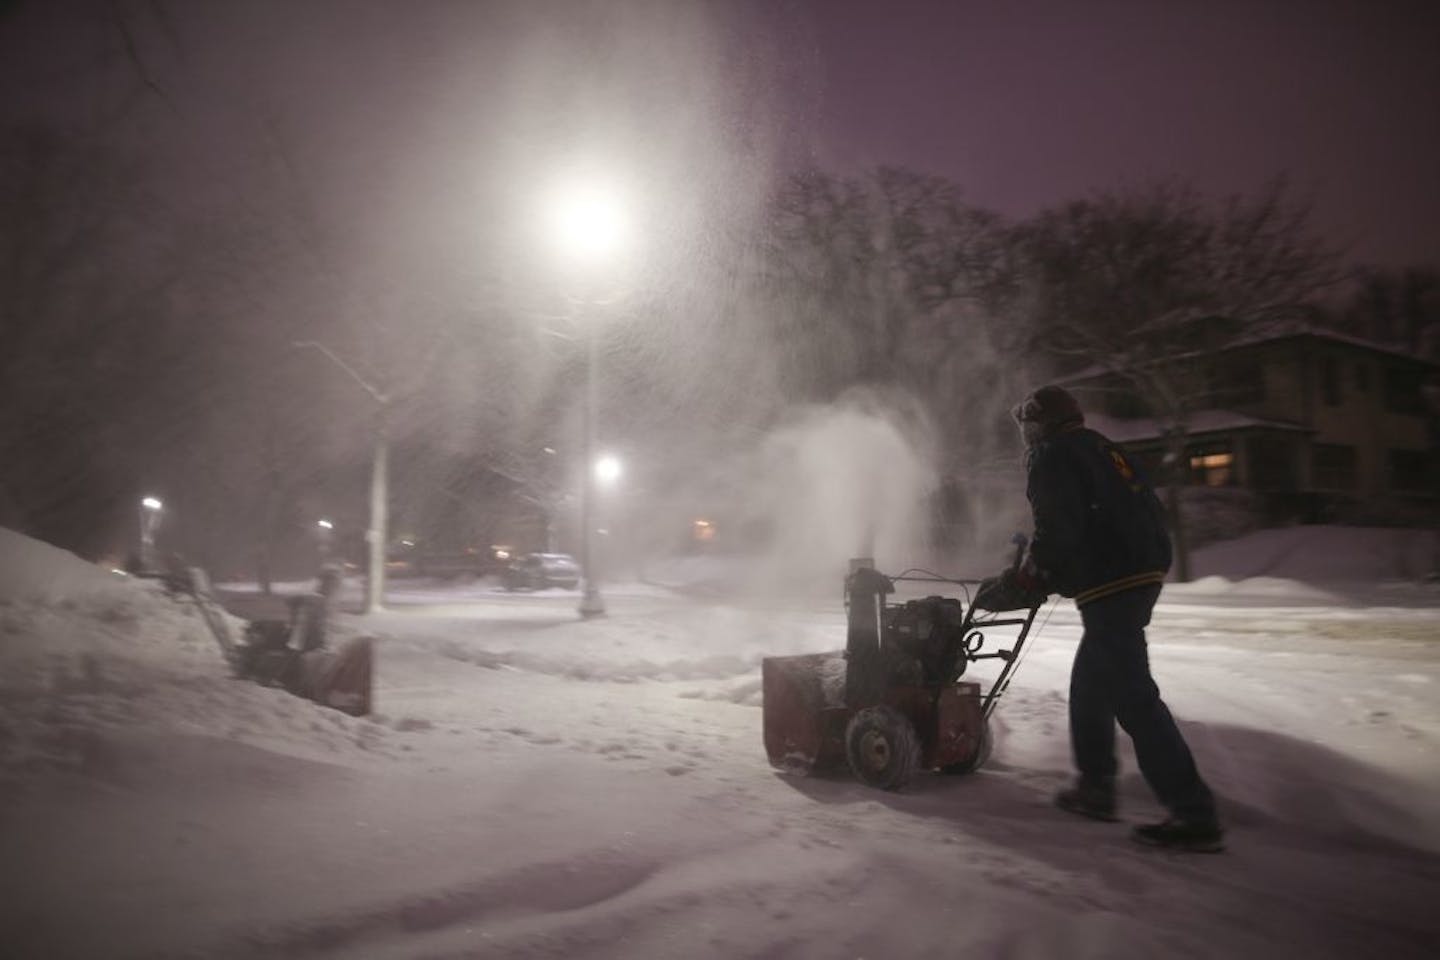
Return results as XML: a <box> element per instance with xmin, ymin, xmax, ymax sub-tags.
<box><xmin>762</xmin><ymin>545</ymin><xmax>1044</xmax><ymax>791</ymax></box>
<box><xmin>179</xmin><ymin>565</ymin><xmax>373</xmax><ymax>717</ymax></box>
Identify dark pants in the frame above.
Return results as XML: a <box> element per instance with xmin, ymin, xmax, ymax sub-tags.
<box><xmin>1070</xmin><ymin>584</ymin><xmax>1216</xmax><ymax>823</ymax></box>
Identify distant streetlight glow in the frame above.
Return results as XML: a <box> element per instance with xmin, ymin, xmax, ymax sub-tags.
<box><xmin>594</xmin><ymin>454</ymin><xmax>622</xmax><ymax>487</ymax></box>
<box><xmin>138</xmin><ymin>496</ymin><xmax>164</xmax><ymax>573</ymax></box>
<box><xmin>315</xmin><ymin>517</ymin><xmax>336</xmax><ymax>564</ymax></box>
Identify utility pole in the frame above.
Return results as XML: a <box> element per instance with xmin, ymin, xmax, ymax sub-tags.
<box><xmin>294</xmin><ymin>341</ymin><xmax>390</xmax><ymax>614</ymax></box>
<box><xmin>577</xmin><ymin>318</ymin><xmax>605</xmax><ymax>618</ymax></box>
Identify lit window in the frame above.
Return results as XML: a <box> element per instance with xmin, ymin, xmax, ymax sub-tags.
<box><xmin>1188</xmin><ymin>452</ymin><xmax>1234</xmax><ymax>487</ymax></box>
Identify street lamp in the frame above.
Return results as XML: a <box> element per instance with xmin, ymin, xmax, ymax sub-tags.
<box><xmin>293</xmin><ymin>340</ymin><xmax>390</xmax><ymax>615</ymax></box>
<box><xmin>546</xmin><ymin>183</ymin><xmax>628</xmax><ymax>265</ymax></box>
<box><xmin>139</xmin><ymin>496</ymin><xmax>163</xmax><ymax>573</ymax></box>
<box><xmin>544</xmin><ymin>172</ymin><xmax>631</xmax><ymax>618</ymax></box>
<box><xmin>316</xmin><ymin>518</ymin><xmax>334</xmax><ymax>564</ymax></box>
<box><xmin>594</xmin><ymin>454</ymin><xmax>622</xmax><ymax>488</ymax></box>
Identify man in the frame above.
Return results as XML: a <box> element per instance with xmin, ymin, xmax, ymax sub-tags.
<box><xmin>1001</xmin><ymin>385</ymin><xmax>1223</xmax><ymax>852</ymax></box>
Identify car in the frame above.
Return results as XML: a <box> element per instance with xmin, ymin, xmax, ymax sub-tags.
<box><xmin>502</xmin><ymin>553</ymin><xmax>581</xmax><ymax>591</ymax></box>
<box><xmin>414</xmin><ymin>551</ymin><xmax>484</xmax><ymax>579</ymax></box>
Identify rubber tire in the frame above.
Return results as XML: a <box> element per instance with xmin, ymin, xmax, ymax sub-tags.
<box><xmin>845</xmin><ymin>705</ymin><xmax>921</xmax><ymax>791</ymax></box>
<box><xmin>941</xmin><ymin>721</ymin><xmax>992</xmax><ymax>775</ymax></box>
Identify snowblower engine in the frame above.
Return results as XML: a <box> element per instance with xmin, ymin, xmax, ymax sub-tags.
<box><xmin>843</xmin><ymin>565</ymin><xmax>974</xmax><ymax>706</ymax></box>
<box><xmin>878</xmin><ymin>594</ymin><xmax>969</xmax><ymax>687</ymax></box>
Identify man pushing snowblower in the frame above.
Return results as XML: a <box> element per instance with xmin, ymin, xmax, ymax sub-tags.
<box><xmin>760</xmin><ymin>385</ymin><xmax>1223</xmax><ymax>852</ymax></box>
<box><xmin>995</xmin><ymin>385</ymin><xmax>1224</xmax><ymax>853</ymax></box>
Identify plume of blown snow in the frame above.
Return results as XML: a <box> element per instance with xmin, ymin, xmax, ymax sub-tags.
<box><xmin>739</xmin><ymin>389</ymin><xmax>938</xmax><ymax>595</ymax></box>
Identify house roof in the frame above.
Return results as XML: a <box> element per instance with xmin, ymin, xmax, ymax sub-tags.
<box><xmin>1225</xmin><ymin>326</ymin><xmax>1438</xmax><ymax>364</ymax></box>
<box><xmin>1084</xmin><ymin>409</ymin><xmax>1310</xmax><ymax>444</ymax></box>
<box><xmin>1056</xmin><ymin>324</ymin><xmax>1438</xmax><ymax>384</ymax></box>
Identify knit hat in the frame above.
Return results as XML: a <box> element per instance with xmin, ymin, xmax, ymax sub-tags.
<box><xmin>1011</xmin><ymin>385</ymin><xmax>1084</xmax><ymax>430</ymax></box>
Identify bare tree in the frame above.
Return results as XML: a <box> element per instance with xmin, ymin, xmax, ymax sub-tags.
<box><xmin>1015</xmin><ymin>179</ymin><xmax>1342</xmax><ymax>580</ymax></box>
<box><xmin>1338</xmin><ymin>265</ymin><xmax>1439</xmax><ymax>357</ymax></box>
<box><xmin>762</xmin><ymin>166</ymin><xmax>1023</xmax><ymax>439</ymax></box>
<box><xmin>0</xmin><ymin>119</ymin><xmax>189</xmax><ymax>555</ymax></box>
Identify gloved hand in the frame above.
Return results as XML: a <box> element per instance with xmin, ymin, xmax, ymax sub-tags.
<box><xmin>1013</xmin><ymin>554</ymin><xmax>1045</xmax><ymax>595</ymax></box>
<box><xmin>974</xmin><ymin>567</ymin><xmax>1049</xmax><ymax>612</ymax></box>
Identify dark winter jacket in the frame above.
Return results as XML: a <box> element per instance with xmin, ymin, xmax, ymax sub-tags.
<box><xmin>1025</xmin><ymin>425</ymin><xmax>1172</xmax><ymax>605</ymax></box>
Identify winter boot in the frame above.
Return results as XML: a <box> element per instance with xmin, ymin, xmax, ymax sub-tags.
<box><xmin>1131</xmin><ymin>818</ymin><xmax>1226</xmax><ymax>853</ymax></box>
<box><xmin>1054</xmin><ymin>778</ymin><xmax>1118</xmax><ymax>822</ymax></box>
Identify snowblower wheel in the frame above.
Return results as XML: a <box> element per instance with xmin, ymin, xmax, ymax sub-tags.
<box><xmin>844</xmin><ymin>705</ymin><xmax>921</xmax><ymax>791</ymax></box>
<box><xmin>940</xmin><ymin>721</ymin><xmax>992</xmax><ymax>775</ymax></box>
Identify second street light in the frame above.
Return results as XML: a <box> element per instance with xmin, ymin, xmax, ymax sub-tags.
<box><xmin>138</xmin><ymin>496</ymin><xmax>163</xmax><ymax>573</ymax></box>
<box><xmin>544</xmin><ymin>174</ymin><xmax>631</xmax><ymax>619</ymax></box>
<box><xmin>316</xmin><ymin>518</ymin><xmax>334</xmax><ymax>565</ymax></box>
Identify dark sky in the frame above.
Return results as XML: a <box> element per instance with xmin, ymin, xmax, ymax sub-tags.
<box><xmin>2</xmin><ymin>0</ymin><xmax>1437</xmax><ymax>271</ymax></box>
<box><xmin>788</xmin><ymin>0</ymin><xmax>1440</xmax><ymax>269</ymax></box>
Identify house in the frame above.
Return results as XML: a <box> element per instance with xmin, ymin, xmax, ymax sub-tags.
<box><xmin>1061</xmin><ymin>327</ymin><xmax>1439</xmax><ymax>523</ymax></box>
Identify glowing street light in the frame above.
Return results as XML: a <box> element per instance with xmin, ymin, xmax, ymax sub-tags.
<box><xmin>542</xmin><ymin>172</ymin><xmax>630</xmax><ymax>618</ymax></box>
<box><xmin>138</xmin><ymin>496</ymin><xmax>164</xmax><ymax>573</ymax></box>
<box><xmin>544</xmin><ymin>179</ymin><xmax>631</xmax><ymax>266</ymax></box>
<box><xmin>316</xmin><ymin>518</ymin><xmax>335</xmax><ymax>563</ymax></box>
<box><xmin>594</xmin><ymin>454</ymin><xmax>622</xmax><ymax>487</ymax></box>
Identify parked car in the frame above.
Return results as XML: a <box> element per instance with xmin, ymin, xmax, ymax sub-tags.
<box><xmin>502</xmin><ymin>553</ymin><xmax>580</xmax><ymax>591</ymax></box>
<box><xmin>415</xmin><ymin>551</ymin><xmax>485</xmax><ymax>579</ymax></box>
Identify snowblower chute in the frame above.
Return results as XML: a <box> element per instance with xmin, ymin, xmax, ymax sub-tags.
<box><xmin>762</xmin><ymin>558</ymin><xmax>1042</xmax><ymax>790</ymax></box>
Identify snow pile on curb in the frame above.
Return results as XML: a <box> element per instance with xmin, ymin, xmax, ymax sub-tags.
<box><xmin>0</xmin><ymin>528</ymin><xmax>391</xmax><ymax>792</ymax></box>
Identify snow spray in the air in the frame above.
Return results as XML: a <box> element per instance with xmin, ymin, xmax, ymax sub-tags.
<box><xmin>741</xmin><ymin>388</ymin><xmax>937</xmax><ymax>594</ymax></box>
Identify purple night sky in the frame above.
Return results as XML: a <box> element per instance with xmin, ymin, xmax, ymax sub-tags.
<box><xmin>785</xmin><ymin>0</ymin><xmax>1440</xmax><ymax>269</ymax></box>
<box><xmin>1</xmin><ymin>0</ymin><xmax>1436</xmax><ymax>270</ymax></box>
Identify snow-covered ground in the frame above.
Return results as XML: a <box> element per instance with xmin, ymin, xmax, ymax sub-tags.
<box><xmin>1</xmin><ymin>524</ymin><xmax>1437</xmax><ymax>958</ymax></box>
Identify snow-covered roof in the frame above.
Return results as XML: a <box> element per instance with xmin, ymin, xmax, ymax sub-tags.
<box><xmin>1085</xmin><ymin>409</ymin><xmax>1309</xmax><ymax>443</ymax></box>
<box><xmin>1223</xmin><ymin>325</ymin><xmax>1437</xmax><ymax>364</ymax></box>
<box><xmin>1057</xmin><ymin>324</ymin><xmax>1438</xmax><ymax>384</ymax></box>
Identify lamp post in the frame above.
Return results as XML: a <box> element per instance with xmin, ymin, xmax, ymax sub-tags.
<box><xmin>544</xmin><ymin>174</ymin><xmax>630</xmax><ymax>619</ymax></box>
<box><xmin>293</xmin><ymin>340</ymin><xmax>389</xmax><ymax>615</ymax></box>
<box><xmin>577</xmin><ymin>328</ymin><xmax>606</xmax><ymax>617</ymax></box>
<box><xmin>316</xmin><ymin>518</ymin><xmax>334</xmax><ymax>564</ymax></box>
<box><xmin>590</xmin><ymin>451</ymin><xmax>624</xmax><ymax>590</ymax></box>
<box><xmin>138</xmin><ymin>496</ymin><xmax>163</xmax><ymax>573</ymax></box>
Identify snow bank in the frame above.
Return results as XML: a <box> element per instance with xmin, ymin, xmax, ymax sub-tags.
<box><xmin>0</xmin><ymin>528</ymin><xmax>395</xmax><ymax>794</ymax></box>
<box><xmin>1188</xmin><ymin>524</ymin><xmax>1438</xmax><ymax>583</ymax></box>
<box><xmin>0</xmin><ymin>525</ymin><xmax>135</xmax><ymax>605</ymax></box>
